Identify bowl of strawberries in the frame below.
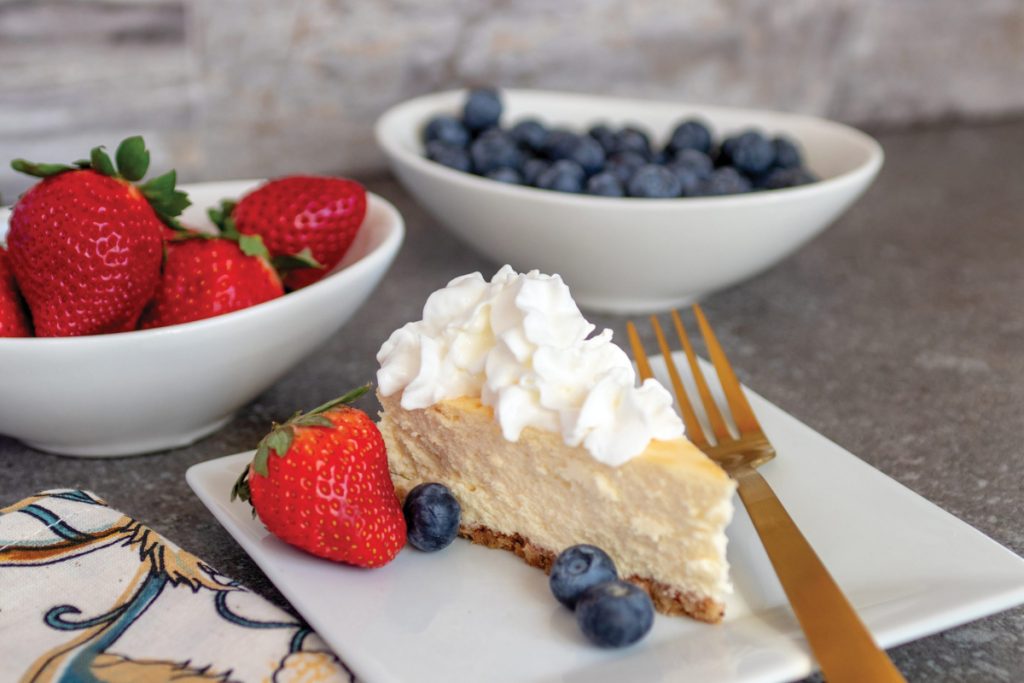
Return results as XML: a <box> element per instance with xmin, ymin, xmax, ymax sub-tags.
<box><xmin>0</xmin><ymin>137</ymin><xmax>404</xmax><ymax>456</ymax></box>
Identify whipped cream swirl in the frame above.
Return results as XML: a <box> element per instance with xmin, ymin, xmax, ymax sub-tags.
<box><xmin>376</xmin><ymin>266</ymin><xmax>684</xmax><ymax>466</ymax></box>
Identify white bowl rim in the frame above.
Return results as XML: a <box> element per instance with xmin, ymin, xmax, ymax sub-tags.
<box><xmin>0</xmin><ymin>185</ymin><xmax>405</xmax><ymax>347</ymax></box>
<box><xmin>375</xmin><ymin>88</ymin><xmax>885</xmax><ymax>209</ymax></box>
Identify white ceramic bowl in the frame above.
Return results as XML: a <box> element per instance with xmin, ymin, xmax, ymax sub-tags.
<box><xmin>0</xmin><ymin>180</ymin><xmax>404</xmax><ymax>457</ymax></box>
<box><xmin>376</xmin><ymin>89</ymin><xmax>883</xmax><ymax>313</ymax></box>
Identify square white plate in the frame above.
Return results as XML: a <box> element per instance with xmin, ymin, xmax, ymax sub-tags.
<box><xmin>187</xmin><ymin>355</ymin><xmax>1024</xmax><ymax>683</ymax></box>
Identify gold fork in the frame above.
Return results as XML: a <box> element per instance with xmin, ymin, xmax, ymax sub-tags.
<box><xmin>627</xmin><ymin>306</ymin><xmax>905</xmax><ymax>683</ymax></box>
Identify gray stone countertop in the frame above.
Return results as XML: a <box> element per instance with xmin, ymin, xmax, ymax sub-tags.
<box><xmin>2</xmin><ymin>119</ymin><xmax>1022</xmax><ymax>682</ymax></box>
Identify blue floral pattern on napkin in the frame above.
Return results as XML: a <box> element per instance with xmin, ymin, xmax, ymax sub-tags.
<box><xmin>0</xmin><ymin>489</ymin><xmax>352</xmax><ymax>682</ymax></box>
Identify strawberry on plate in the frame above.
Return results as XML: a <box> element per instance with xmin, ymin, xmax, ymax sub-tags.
<box><xmin>7</xmin><ymin>136</ymin><xmax>189</xmax><ymax>336</ymax></box>
<box><xmin>232</xmin><ymin>385</ymin><xmax>406</xmax><ymax>568</ymax></box>
<box><xmin>0</xmin><ymin>246</ymin><xmax>31</xmax><ymax>337</ymax></box>
<box><xmin>221</xmin><ymin>176</ymin><xmax>367</xmax><ymax>290</ymax></box>
<box><xmin>140</xmin><ymin>232</ymin><xmax>284</xmax><ymax>329</ymax></box>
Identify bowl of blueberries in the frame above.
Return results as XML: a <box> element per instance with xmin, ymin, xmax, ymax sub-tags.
<box><xmin>376</xmin><ymin>88</ymin><xmax>882</xmax><ymax>312</ymax></box>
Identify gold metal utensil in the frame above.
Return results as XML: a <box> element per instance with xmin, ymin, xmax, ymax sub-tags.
<box><xmin>627</xmin><ymin>306</ymin><xmax>905</xmax><ymax>683</ymax></box>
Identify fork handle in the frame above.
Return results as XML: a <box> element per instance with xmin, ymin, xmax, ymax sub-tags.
<box><xmin>734</xmin><ymin>466</ymin><xmax>906</xmax><ymax>682</ymax></box>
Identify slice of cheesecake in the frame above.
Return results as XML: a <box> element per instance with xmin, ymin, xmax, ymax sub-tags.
<box><xmin>379</xmin><ymin>392</ymin><xmax>736</xmax><ymax>622</ymax></box>
<box><xmin>376</xmin><ymin>265</ymin><xmax>736</xmax><ymax>623</ymax></box>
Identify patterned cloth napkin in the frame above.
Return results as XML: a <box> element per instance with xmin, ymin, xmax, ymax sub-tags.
<box><xmin>0</xmin><ymin>489</ymin><xmax>353</xmax><ymax>683</ymax></box>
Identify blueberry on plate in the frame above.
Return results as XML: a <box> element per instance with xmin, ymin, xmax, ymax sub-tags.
<box><xmin>565</xmin><ymin>135</ymin><xmax>606</xmax><ymax>175</ymax></box>
<box><xmin>604</xmin><ymin>151</ymin><xmax>646</xmax><ymax>185</ymax></box>
<box><xmin>759</xmin><ymin>166</ymin><xmax>816</xmax><ymax>190</ymax></box>
<box><xmin>627</xmin><ymin>164</ymin><xmax>682</xmax><ymax>198</ymax></box>
<box><xmin>536</xmin><ymin>160</ymin><xmax>586</xmax><ymax>193</ymax></box>
<box><xmin>575</xmin><ymin>580</ymin><xmax>654</xmax><ymax>648</ymax></box>
<box><xmin>586</xmin><ymin>172</ymin><xmax>624</xmax><ymax>197</ymax></box>
<box><xmin>486</xmin><ymin>167</ymin><xmax>523</xmax><ymax>185</ymax></box>
<box><xmin>510</xmin><ymin>119</ymin><xmax>549</xmax><ymax>154</ymax></box>
<box><xmin>666</xmin><ymin>119</ymin><xmax>713</xmax><ymax>155</ymax></box>
<box><xmin>771</xmin><ymin>136</ymin><xmax>802</xmax><ymax>169</ymax></box>
<box><xmin>462</xmin><ymin>87</ymin><xmax>502</xmax><ymax>132</ymax></box>
<box><xmin>719</xmin><ymin>131</ymin><xmax>775</xmax><ymax>176</ymax></box>
<box><xmin>550</xmin><ymin>544</ymin><xmax>619</xmax><ymax>608</ymax></box>
<box><xmin>403</xmin><ymin>483</ymin><xmax>462</xmax><ymax>552</ymax></box>
<box><xmin>588</xmin><ymin>124</ymin><xmax>618</xmax><ymax>154</ymax></box>
<box><xmin>423</xmin><ymin>114</ymin><xmax>470</xmax><ymax>148</ymax></box>
<box><xmin>612</xmin><ymin>126</ymin><xmax>653</xmax><ymax>159</ymax></box>
<box><xmin>522</xmin><ymin>158</ymin><xmax>551</xmax><ymax>186</ymax></box>
<box><xmin>697</xmin><ymin>167</ymin><xmax>753</xmax><ymax>196</ymax></box>
<box><xmin>425</xmin><ymin>141</ymin><xmax>471</xmax><ymax>173</ymax></box>
<box><xmin>469</xmin><ymin>130</ymin><xmax>522</xmax><ymax>175</ymax></box>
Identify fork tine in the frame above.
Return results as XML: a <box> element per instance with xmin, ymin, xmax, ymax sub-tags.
<box><xmin>692</xmin><ymin>304</ymin><xmax>762</xmax><ymax>434</ymax></box>
<box><xmin>626</xmin><ymin>322</ymin><xmax>654</xmax><ymax>381</ymax></box>
<box><xmin>670</xmin><ymin>310</ymin><xmax>733</xmax><ymax>443</ymax></box>
<box><xmin>649</xmin><ymin>315</ymin><xmax>707</xmax><ymax>447</ymax></box>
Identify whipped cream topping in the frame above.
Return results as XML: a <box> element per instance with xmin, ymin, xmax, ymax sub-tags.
<box><xmin>376</xmin><ymin>266</ymin><xmax>684</xmax><ymax>466</ymax></box>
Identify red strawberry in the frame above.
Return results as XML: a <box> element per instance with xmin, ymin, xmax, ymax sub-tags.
<box><xmin>232</xmin><ymin>386</ymin><xmax>406</xmax><ymax>568</ymax></box>
<box><xmin>7</xmin><ymin>136</ymin><xmax>189</xmax><ymax>336</ymax></box>
<box><xmin>140</xmin><ymin>234</ymin><xmax>284</xmax><ymax>329</ymax></box>
<box><xmin>228</xmin><ymin>176</ymin><xmax>367</xmax><ymax>290</ymax></box>
<box><xmin>0</xmin><ymin>246</ymin><xmax>31</xmax><ymax>337</ymax></box>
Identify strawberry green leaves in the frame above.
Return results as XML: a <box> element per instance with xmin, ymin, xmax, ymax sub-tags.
<box><xmin>272</xmin><ymin>247</ymin><xmax>324</xmax><ymax>273</ymax></box>
<box><xmin>115</xmin><ymin>135</ymin><xmax>150</xmax><ymax>182</ymax></box>
<box><xmin>207</xmin><ymin>199</ymin><xmax>237</xmax><ymax>232</ymax></box>
<box><xmin>139</xmin><ymin>170</ymin><xmax>191</xmax><ymax>227</ymax></box>
<box><xmin>237</xmin><ymin>234</ymin><xmax>272</xmax><ymax>261</ymax></box>
<box><xmin>90</xmin><ymin>146</ymin><xmax>117</xmax><ymax>177</ymax></box>
<box><xmin>10</xmin><ymin>135</ymin><xmax>191</xmax><ymax>229</ymax></box>
<box><xmin>231</xmin><ymin>384</ymin><xmax>373</xmax><ymax>504</ymax></box>
<box><xmin>9</xmin><ymin>160</ymin><xmax>75</xmax><ymax>178</ymax></box>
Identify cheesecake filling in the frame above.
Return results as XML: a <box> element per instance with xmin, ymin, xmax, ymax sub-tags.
<box><xmin>379</xmin><ymin>394</ymin><xmax>735</xmax><ymax>616</ymax></box>
<box><xmin>377</xmin><ymin>265</ymin><xmax>684</xmax><ymax>466</ymax></box>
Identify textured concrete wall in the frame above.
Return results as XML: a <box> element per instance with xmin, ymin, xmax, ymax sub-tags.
<box><xmin>2</xmin><ymin>0</ymin><xmax>1023</xmax><ymax>199</ymax></box>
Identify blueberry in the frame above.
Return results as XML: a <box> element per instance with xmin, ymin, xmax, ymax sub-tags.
<box><xmin>586</xmin><ymin>172</ymin><xmax>625</xmax><ymax>197</ymax></box>
<box><xmin>667</xmin><ymin>119</ymin><xmax>713</xmax><ymax>155</ymax></box>
<box><xmin>612</xmin><ymin>126</ymin><xmax>653</xmax><ymax>159</ymax></box>
<box><xmin>665</xmin><ymin>163</ymin><xmax>702</xmax><ymax>196</ymax></box>
<box><xmin>462</xmin><ymin>87</ymin><xmax>502</xmax><ymax>132</ymax></box>
<box><xmin>542</xmin><ymin>129</ymin><xmax>579</xmax><ymax>161</ymax></box>
<box><xmin>425</xmin><ymin>141</ymin><xmax>471</xmax><ymax>173</ymax></box>
<box><xmin>522</xmin><ymin>158</ymin><xmax>551</xmax><ymax>186</ymax></box>
<box><xmin>604</xmin><ymin>151</ymin><xmax>646</xmax><ymax>185</ymax></box>
<box><xmin>486</xmin><ymin>167</ymin><xmax>523</xmax><ymax>184</ymax></box>
<box><xmin>469</xmin><ymin>130</ymin><xmax>522</xmax><ymax>175</ymax></box>
<box><xmin>565</xmin><ymin>135</ymin><xmax>606</xmax><ymax>175</ymax></box>
<box><xmin>627</xmin><ymin>164</ymin><xmax>682</xmax><ymax>198</ymax></box>
<box><xmin>772</xmin><ymin>136</ymin><xmax>802</xmax><ymax>169</ymax></box>
<box><xmin>423</xmin><ymin>115</ymin><xmax>470</xmax><ymax>148</ymax></box>
<box><xmin>549</xmin><ymin>544</ymin><xmax>619</xmax><ymax>608</ymax></box>
<box><xmin>510</xmin><ymin>119</ymin><xmax>549</xmax><ymax>154</ymax></box>
<box><xmin>588</xmin><ymin>124</ymin><xmax>618</xmax><ymax>154</ymax></box>
<box><xmin>759</xmin><ymin>166</ymin><xmax>816</xmax><ymax>190</ymax></box>
<box><xmin>696</xmin><ymin>167</ymin><xmax>753</xmax><ymax>196</ymax></box>
<box><xmin>403</xmin><ymin>483</ymin><xmax>461</xmax><ymax>552</ymax></box>
<box><xmin>719</xmin><ymin>131</ymin><xmax>775</xmax><ymax>176</ymax></box>
<box><xmin>575</xmin><ymin>580</ymin><xmax>654</xmax><ymax>648</ymax></box>
<box><xmin>670</xmin><ymin>149</ymin><xmax>714</xmax><ymax>179</ymax></box>
<box><xmin>536</xmin><ymin>159</ymin><xmax>586</xmax><ymax>193</ymax></box>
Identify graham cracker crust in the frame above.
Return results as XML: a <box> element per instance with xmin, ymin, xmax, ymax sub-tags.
<box><xmin>461</xmin><ymin>524</ymin><xmax>725</xmax><ymax>624</ymax></box>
